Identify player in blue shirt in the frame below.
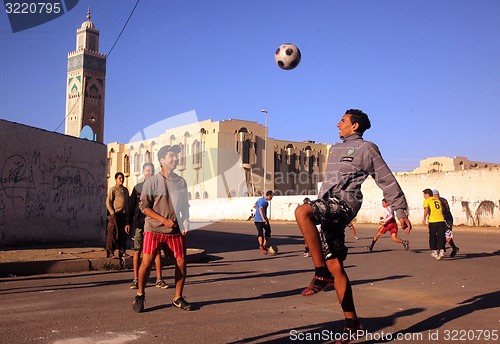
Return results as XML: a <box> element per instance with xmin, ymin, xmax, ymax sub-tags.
<box><xmin>254</xmin><ymin>190</ymin><xmax>274</xmax><ymax>255</ymax></box>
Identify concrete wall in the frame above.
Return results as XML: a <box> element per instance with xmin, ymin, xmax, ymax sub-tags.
<box><xmin>188</xmin><ymin>168</ymin><xmax>500</xmax><ymax>228</ymax></box>
<box><xmin>0</xmin><ymin>120</ymin><xmax>108</xmax><ymax>247</ymax></box>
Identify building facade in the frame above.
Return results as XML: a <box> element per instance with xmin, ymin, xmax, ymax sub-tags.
<box><xmin>107</xmin><ymin>118</ymin><xmax>331</xmax><ymax>199</ymax></box>
<box><xmin>411</xmin><ymin>156</ymin><xmax>499</xmax><ymax>174</ymax></box>
<box><xmin>65</xmin><ymin>9</ymin><xmax>107</xmax><ymax>143</ymax></box>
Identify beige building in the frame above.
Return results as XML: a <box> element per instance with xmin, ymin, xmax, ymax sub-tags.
<box><xmin>107</xmin><ymin>118</ymin><xmax>330</xmax><ymax>199</ymax></box>
<box><xmin>411</xmin><ymin>156</ymin><xmax>499</xmax><ymax>174</ymax></box>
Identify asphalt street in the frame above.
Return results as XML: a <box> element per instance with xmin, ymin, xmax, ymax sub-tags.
<box><xmin>1</xmin><ymin>222</ymin><xmax>499</xmax><ymax>344</ymax></box>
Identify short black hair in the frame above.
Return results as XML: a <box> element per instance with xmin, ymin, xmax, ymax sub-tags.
<box><xmin>423</xmin><ymin>188</ymin><xmax>433</xmax><ymax>197</ymax></box>
<box><xmin>115</xmin><ymin>172</ymin><xmax>124</xmax><ymax>179</ymax></box>
<box><xmin>303</xmin><ymin>197</ymin><xmax>311</xmax><ymax>204</ymax></box>
<box><xmin>266</xmin><ymin>190</ymin><xmax>274</xmax><ymax>197</ymax></box>
<box><xmin>142</xmin><ymin>162</ymin><xmax>154</xmax><ymax>171</ymax></box>
<box><xmin>345</xmin><ymin>109</ymin><xmax>371</xmax><ymax>134</ymax></box>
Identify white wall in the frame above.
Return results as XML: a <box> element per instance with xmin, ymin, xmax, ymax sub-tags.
<box><xmin>189</xmin><ymin>168</ymin><xmax>500</xmax><ymax>227</ymax></box>
<box><xmin>0</xmin><ymin>120</ymin><xmax>108</xmax><ymax>246</ymax></box>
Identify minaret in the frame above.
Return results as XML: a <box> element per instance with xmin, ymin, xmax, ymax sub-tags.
<box><xmin>65</xmin><ymin>8</ymin><xmax>106</xmax><ymax>142</ymax></box>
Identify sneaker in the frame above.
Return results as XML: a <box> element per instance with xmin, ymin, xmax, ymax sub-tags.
<box><xmin>259</xmin><ymin>245</ymin><xmax>268</xmax><ymax>255</ymax></box>
<box><xmin>365</xmin><ymin>245</ymin><xmax>373</xmax><ymax>252</ymax></box>
<box><xmin>450</xmin><ymin>247</ymin><xmax>459</xmax><ymax>257</ymax></box>
<box><xmin>172</xmin><ymin>296</ymin><xmax>192</xmax><ymax>311</ymax></box>
<box><xmin>303</xmin><ymin>251</ymin><xmax>310</xmax><ymax>257</ymax></box>
<box><xmin>354</xmin><ymin>236</ymin><xmax>359</xmax><ymax>240</ymax></box>
<box><xmin>335</xmin><ymin>323</ymin><xmax>364</xmax><ymax>344</ymax></box>
<box><xmin>130</xmin><ymin>279</ymin><xmax>138</xmax><ymax>289</ymax></box>
<box><xmin>431</xmin><ymin>250</ymin><xmax>439</xmax><ymax>259</ymax></box>
<box><xmin>402</xmin><ymin>240</ymin><xmax>410</xmax><ymax>251</ymax></box>
<box><xmin>156</xmin><ymin>279</ymin><xmax>169</xmax><ymax>289</ymax></box>
<box><xmin>132</xmin><ymin>294</ymin><xmax>145</xmax><ymax>313</ymax></box>
<box><xmin>437</xmin><ymin>249</ymin><xmax>445</xmax><ymax>260</ymax></box>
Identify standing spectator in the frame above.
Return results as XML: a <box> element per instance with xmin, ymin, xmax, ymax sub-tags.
<box><xmin>422</xmin><ymin>188</ymin><xmax>446</xmax><ymax>260</ymax></box>
<box><xmin>432</xmin><ymin>189</ymin><xmax>459</xmax><ymax>257</ymax></box>
<box><xmin>295</xmin><ymin>109</ymin><xmax>412</xmax><ymax>341</ymax></box>
<box><xmin>106</xmin><ymin>172</ymin><xmax>130</xmax><ymax>259</ymax></box>
<box><xmin>133</xmin><ymin>145</ymin><xmax>191</xmax><ymax>312</ymax></box>
<box><xmin>365</xmin><ymin>199</ymin><xmax>409</xmax><ymax>252</ymax></box>
<box><xmin>129</xmin><ymin>162</ymin><xmax>169</xmax><ymax>290</ymax></box>
<box><xmin>254</xmin><ymin>190</ymin><xmax>274</xmax><ymax>255</ymax></box>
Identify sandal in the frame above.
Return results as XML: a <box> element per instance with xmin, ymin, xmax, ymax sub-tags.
<box><xmin>301</xmin><ymin>275</ymin><xmax>334</xmax><ymax>296</ymax></box>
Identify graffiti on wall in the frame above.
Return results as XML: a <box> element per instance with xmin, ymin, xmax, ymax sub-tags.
<box><xmin>0</xmin><ymin>149</ymin><xmax>107</xmax><ymax>234</ymax></box>
<box><xmin>454</xmin><ymin>197</ymin><xmax>499</xmax><ymax>227</ymax></box>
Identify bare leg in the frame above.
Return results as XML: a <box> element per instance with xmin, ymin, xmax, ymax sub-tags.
<box><xmin>295</xmin><ymin>204</ymin><xmax>326</xmax><ymax>268</ymax></box>
<box><xmin>132</xmin><ymin>250</ymin><xmax>141</xmax><ymax>280</ymax></box>
<box><xmin>325</xmin><ymin>258</ymin><xmax>357</xmax><ymax>320</ymax></box>
<box><xmin>174</xmin><ymin>257</ymin><xmax>186</xmax><ymax>299</ymax></box>
<box><xmin>391</xmin><ymin>233</ymin><xmax>403</xmax><ymax>244</ymax></box>
<box><xmin>137</xmin><ymin>251</ymin><xmax>157</xmax><ymax>295</ymax></box>
<box><xmin>155</xmin><ymin>252</ymin><xmax>162</xmax><ymax>278</ymax></box>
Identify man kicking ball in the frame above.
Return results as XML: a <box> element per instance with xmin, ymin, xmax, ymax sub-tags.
<box><xmin>295</xmin><ymin>109</ymin><xmax>412</xmax><ymax>344</ymax></box>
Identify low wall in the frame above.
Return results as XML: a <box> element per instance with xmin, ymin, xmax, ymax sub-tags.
<box><xmin>189</xmin><ymin>168</ymin><xmax>500</xmax><ymax>228</ymax></box>
<box><xmin>0</xmin><ymin>120</ymin><xmax>108</xmax><ymax>247</ymax></box>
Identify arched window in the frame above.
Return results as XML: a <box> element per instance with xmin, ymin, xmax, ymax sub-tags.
<box><xmin>134</xmin><ymin>153</ymin><xmax>141</xmax><ymax>174</ymax></box>
<box><xmin>193</xmin><ymin>140</ymin><xmax>201</xmax><ymax>166</ymax></box>
<box><xmin>242</xmin><ymin>140</ymin><xmax>250</xmax><ymax>164</ymax></box>
<box><xmin>195</xmin><ymin>191</ymin><xmax>200</xmax><ymax>199</ymax></box>
<box><xmin>178</xmin><ymin>143</ymin><xmax>186</xmax><ymax>170</ymax></box>
<box><xmin>124</xmin><ymin>155</ymin><xmax>130</xmax><ymax>176</ymax></box>
<box><xmin>145</xmin><ymin>150</ymin><xmax>151</xmax><ymax>163</ymax></box>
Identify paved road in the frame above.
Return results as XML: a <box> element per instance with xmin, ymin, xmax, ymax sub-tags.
<box><xmin>1</xmin><ymin>222</ymin><xmax>499</xmax><ymax>343</ymax></box>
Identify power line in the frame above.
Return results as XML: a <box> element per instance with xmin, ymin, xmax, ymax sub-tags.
<box><xmin>54</xmin><ymin>0</ymin><xmax>141</xmax><ymax>132</ymax></box>
<box><xmin>107</xmin><ymin>0</ymin><xmax>140</xmax><ymax>58</ymax></box>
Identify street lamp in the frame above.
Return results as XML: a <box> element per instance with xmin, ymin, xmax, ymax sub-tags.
<box><xmin>261</xmin><ymin>110</ymin><xmax>268</xmax><ymax>192</ymax></box>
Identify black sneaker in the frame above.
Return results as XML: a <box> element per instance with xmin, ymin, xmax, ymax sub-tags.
<box><xmin>365</xmin><ymin>245</ymin><xmax>373</xmax><ymax>252</ymax></box>
<box><xmin>172</xmin><ymin>296</ymin><xmax>192</xmax><ymax>311</ymax></box>
<box><xmin>402</xmin><ymin>240</ymin><xmax>410</xmax><ymax>251</ymax></box>
<box><xmin>132</xmin><ymin>294</ymin><xmax>145</xmax><ymax>313</ymax></box>
<box><xmin>450</xmin><ymin>247</ymin><xmax>459</xmax><ymax>257</ymax></box>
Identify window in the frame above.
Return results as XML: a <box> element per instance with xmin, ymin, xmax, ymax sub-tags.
<box><xmin>134</xmin><ymin>153</ymin><xmax>141</xmax><ymax>174</ymax></box>
<box><xmin>124</xmin><ymin>155</ymin><xmax>130</xmax><ymax>176</ymax></box>
<box><xmin>193</xmin><ymin>140</ymin><xmax>201</xmax><ymax>166</ymax></box>
<box><xmin>242</xmin><ymin>140</ymin><xmax>250</xmax><ymax>164</ymax></box>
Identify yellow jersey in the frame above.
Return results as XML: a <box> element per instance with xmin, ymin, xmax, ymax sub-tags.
<box><xmin>423</xmin><ymin>196</ymin><xmax>445</xmax><ymax>223</ymax></box>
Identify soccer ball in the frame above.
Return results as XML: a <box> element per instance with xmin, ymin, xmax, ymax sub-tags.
<box><xmin>268</xmin><ymin>245</ymin><xmax>279</xmax><ymax>254</ymax></box>
<box><xmin>274</xmin><ymin>43</ymin><xmax>301</xmax><ymax>70</ymax></box>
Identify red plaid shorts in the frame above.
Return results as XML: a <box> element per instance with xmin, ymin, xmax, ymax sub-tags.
<box><xmin>142</xmin><ymin>232</ymin><xmax>186</xmax><ymax>258</ymax></box>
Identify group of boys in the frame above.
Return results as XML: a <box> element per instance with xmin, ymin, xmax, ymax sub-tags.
<box><xmin>105</xmin><ymin>108</ymin><xmax>461</xmax><ymax>343</ymax></box>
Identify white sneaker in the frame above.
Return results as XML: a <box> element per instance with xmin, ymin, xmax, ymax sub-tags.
<box><xmin>437</xmin><ymin>249</ymin><xmax>445</xmax><ymax>260</ymax></box>
<box><xmin>431</xmin><ymin>250</ymin><xmax>439</xmax><ymax>259</ymax></box>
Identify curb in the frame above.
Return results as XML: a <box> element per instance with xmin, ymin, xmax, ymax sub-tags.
<box><xmin>0</xmin><ymin>248</ymin><xmax>206</xmax><ymax>277</ymax></box>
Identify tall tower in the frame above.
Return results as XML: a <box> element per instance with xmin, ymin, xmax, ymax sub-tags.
<box><xmin>65</xmin><ymin>9</ymin><xmax>106</xmax><ymax>142</ymax></box>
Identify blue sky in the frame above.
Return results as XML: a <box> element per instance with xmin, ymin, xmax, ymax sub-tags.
<box><xmin>1</xmin><ymin>0</ymin><xmax>499</xmax><ymax>172</ymax></box>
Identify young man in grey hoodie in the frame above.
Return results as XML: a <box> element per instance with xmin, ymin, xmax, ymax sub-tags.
<box><xmin>295</xmin><ymin>109</ymin><xmax>412</xmax><ymax>343</ymax></box>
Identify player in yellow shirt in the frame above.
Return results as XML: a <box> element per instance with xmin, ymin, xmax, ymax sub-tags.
<box><xmin>422</xmin><ymin>188</ymin><xmax>446</xmax><ymax>260</ymax></box>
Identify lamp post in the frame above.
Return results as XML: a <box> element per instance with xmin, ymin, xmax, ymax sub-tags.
<box><xmin>261</xmin><ymin>110</ymin><xmax>268</xmax><ymax>192</ymax></box>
